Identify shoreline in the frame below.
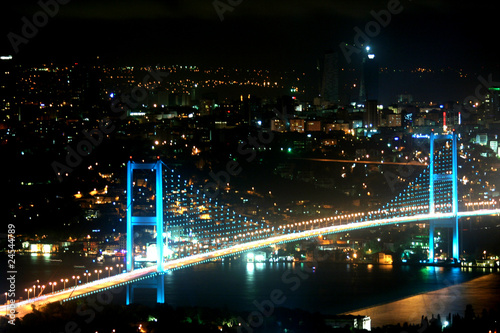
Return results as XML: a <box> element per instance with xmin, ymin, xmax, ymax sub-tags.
<box><xmin>341</xmin><ymin>272</ymin><xmax>500</xmax><ymax>328</ymax></box>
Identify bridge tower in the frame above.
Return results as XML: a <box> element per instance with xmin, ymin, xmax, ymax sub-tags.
<box><xmin>428</xmin><ymin>132</ymin><xmax>459</xmax><ymax>261</ymax></box>
<box><xmin>126</xmin><ymin>160</ymin><xmax>165</xmax><ymax>304</ymax></box>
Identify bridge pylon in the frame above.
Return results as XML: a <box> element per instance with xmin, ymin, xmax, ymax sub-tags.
<box><xmin>126</xmin><ymin>274</ymin><xmax>165</xmax><ymax>305</ymax></box>
<box><xmin>126</xmin><ymin>160</ymin><xmax>165</xmax><ymax>304</ymax></box>
<box><xmin>428</xmin><ymin>132</ymin><xmax>459</xmax><ymax>261</ymax></box>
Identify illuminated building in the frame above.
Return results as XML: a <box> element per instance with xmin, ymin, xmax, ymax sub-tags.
<box><xmin>305</xmin><ymin>120</ymin><xmax>321</xmax><ymax>132</ymax></box>
<box><xmin>290</xmin><ymin>119</ymin><xmax>305</xmax><ymax>132</ymax></box>
<box><xmin>485</xmin><ymin>86</ymin><xmax>500</xmax><ymax>120</ymax></box>
<box><xmin>0</xmin><ymin>55</ymin><xmax>15</xmax><ymax>121</ymax></box>
<box><xmin>386</xmin><ymin>114</ymin><xmax>402</xmax><ymax>127</ymax></box>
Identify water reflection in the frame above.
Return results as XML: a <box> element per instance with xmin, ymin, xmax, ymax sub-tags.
<box><xmin>246</xmin><ymin>262</ymin><xmax>255</xmax><ymax>274</ymax></box>
<box><xmin>5</xmin><ymin>254</ymin><xmax>498</xmax><ymax>323</ymax></box>
<box><xmin>346</xmin><ymin>272</ymin><xmax>500</xmax><ymax>327</ymax></box>
<box><xmin>378</xmin><ymin>264</ymin><xmax>392</xmax><ymax>271</ymax></box>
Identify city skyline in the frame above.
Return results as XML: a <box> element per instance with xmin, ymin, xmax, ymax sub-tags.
<box><xmin>2</xmin><ymin>1</ymin><xmax>500</xmax><ymax>332</ymax></box>
<box><xmin>1</xmin><ymin>0</ymin><xmax>500</xmax><ymax>104</ymax></box>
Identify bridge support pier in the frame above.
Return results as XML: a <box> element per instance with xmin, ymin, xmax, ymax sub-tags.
<box><xmin>428</xmin><ymin>217</ymin><xmax>459</xmax><ymax>262</ymax></box>
<box><xmin>126</xmin><ymin>274</ymin><xmax>165</xmax><ymax>305</ymax></box>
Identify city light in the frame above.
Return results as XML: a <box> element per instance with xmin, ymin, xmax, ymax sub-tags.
<box><xmin>3</xmin><ymin>9</ymin><xmax>500</xmax><ymax>328</ymax></box>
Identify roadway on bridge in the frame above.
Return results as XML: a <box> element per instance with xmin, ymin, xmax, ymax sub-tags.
<box><xmin>295</xmin><ymin>157</ymin><xmax>428</xmax><ymax>166</ymax></box>
<box><xmin>3</xmin><ymin>209</ymin><xmax>499</xmax><ymax>320</ymax></box>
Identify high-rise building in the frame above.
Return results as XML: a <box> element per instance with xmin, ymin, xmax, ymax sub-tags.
<box><xmin>363</xmin><ymin>48</ymin><xmax>379</xmax><ymax>102</ymax></box>
<box><xmin>485</xmin><ymin>87</ymin><xmax>500</xmax><ymax>120</ymax></box>
<box><xmin>364</xmin><ymin>100</ymin><xmax>379</xmax><ymax>128</ymax></box>
<box><xmin>0</xmin><ymin>55</ymin><xmax>16</xmax><ymax>122</ymax></box>
<box><xmin>359</xmin><ymin>47</ymin><xmax>379</xmax><ymax>128</ymax></box>
<box><xmin>320</xmin><ymin>51</ymin><xmax>340</xmax><ymax>105</ymax></box>
<box><xmin>398</xmin><ymin>94</ymin><xmax>413</xmax><ymax>105</ymax></box>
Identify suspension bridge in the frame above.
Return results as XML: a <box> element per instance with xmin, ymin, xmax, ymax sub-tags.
<box><xmin>3</xmin><ymin>131</ymin><xmax>500</xmax><ymax>317</ymax></box>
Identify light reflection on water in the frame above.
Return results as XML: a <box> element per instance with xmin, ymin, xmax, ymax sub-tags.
<box><xmin>162</xmin><ymin>262</ymin><xmax>496</xmax><ymax>315</ymax></box>
<box><xmin>246</xmin><ymin>262</ymin><xmax>255</xmax><ymax>275</ymax></box>
<box><xmin>3</xmin><ymin>254</ymin><xmax>498</xmax><ymax>322</ymax></box>
<box><xmin>347</xmin><ymin>271</ymin><xmax>500</xmax><ymax>327</ymax></box>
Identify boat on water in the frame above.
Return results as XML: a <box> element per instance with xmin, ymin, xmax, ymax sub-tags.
<box><xmin>73</xmin><ymin>265</ymin><xmax>86</xmax><ymax>269</ymax></box>
<box><xmin>50</xmin><ymin>259</ymin><xmax>63</xmax><ymax>262</ymax></box>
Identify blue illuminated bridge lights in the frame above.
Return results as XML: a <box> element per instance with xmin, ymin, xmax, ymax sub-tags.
<box><xmin>135</xmin><ymin>134</ymin><xmax>476</xmax><ymax>263</ymax></box>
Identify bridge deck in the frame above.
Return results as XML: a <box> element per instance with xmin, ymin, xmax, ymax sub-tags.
<box><xmin>3</xmin><ymin>208</ymin><xmax>499</xmax><ymax>319</ymax></box>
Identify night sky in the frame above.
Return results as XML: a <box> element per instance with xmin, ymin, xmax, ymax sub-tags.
<box><xmin>1</xmin><ymin>0</ymin><xmax>499</xmax><ymax>102</ymax></box>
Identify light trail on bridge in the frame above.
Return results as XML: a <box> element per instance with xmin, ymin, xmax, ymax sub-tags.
<box><xmin>294</xmin><ymin>157</ymin><xmax>428</xmax><ymax>166</ymax></box>
<box><xmin>3</xmin><ymin>208</ymin><xmax>499</xmax><ymax>319</ymax></box>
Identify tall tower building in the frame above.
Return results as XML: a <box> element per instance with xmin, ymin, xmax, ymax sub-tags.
<box><xmin>364</xmin><ymin>100</ymin><xmax>379</xmax><ymax>128</ymax></box>
<box><xmin>361</xmin><ymin>47</ymin><xmax>379</xmax><ymax>128</ymax></box>
<box><xmin>0</xmin><ymin>55</ymin><xmax>15</xmax><ymax>122</ymax></box>
<box><xmin>485</xmin><ymin>87</ymin><xmax>500</xmax><ymax>120</ymax></box>
<box><xmin>321</xmin><ymin>51</ymin><xmax>340</xmax><ymax>104</ymax></box>
<box><xmin>363</xmin><ymin>47</ymin><xmax>379</xmax><ymax>102</ymax></box>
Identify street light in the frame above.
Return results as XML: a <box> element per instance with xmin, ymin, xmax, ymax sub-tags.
<box><xmin>39</xmin><ymin>285</ymin><xmax>46</xmax><ymax>296</ymax></box>
<box><xmin>105</xmin><ymin>266</ymin><xmax>113</xmax><ymax>277</ymax></box>
<box><xmin>95</xmin><ymin>269</ymin><xmax>102</xmax><ymax>279</ymax></box>
<box><xmin>25</xmin><ymin>288</ymin><xmax>32</xmax><ymax>301</ymax></box>
<box><xmin>72</xmin><ymin>276</ymin><xmax>80</xmax><ymax>287</ymax></box>
<box><xmin>49</xmin><ymin>282</ymin><xmax>57</xmax><ymax>293</ymax></box>
<box><xmin>83</xmin><ymin>272</ymin><xmax>91</xmax><ymax>283</ymax></box>
<box><xmin>116</xmin><ymin>264</ymin><xmax>124</xmax><ymax>274</ymax></box>
<box><xmin>61</xmin><ymin>278</ymin><xmax>68</xmax><ymax>289</ymax></box>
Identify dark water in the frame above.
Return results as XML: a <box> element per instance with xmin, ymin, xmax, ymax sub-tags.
<box><xmin>2</xmin><ymin>253</ymin><xmax>498</xmax><ymax>318</ymax></box>
<box><xmin>159</xmin><ymin>261</ymin><xmax>496</xmax><ymax>315</ymax></box>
